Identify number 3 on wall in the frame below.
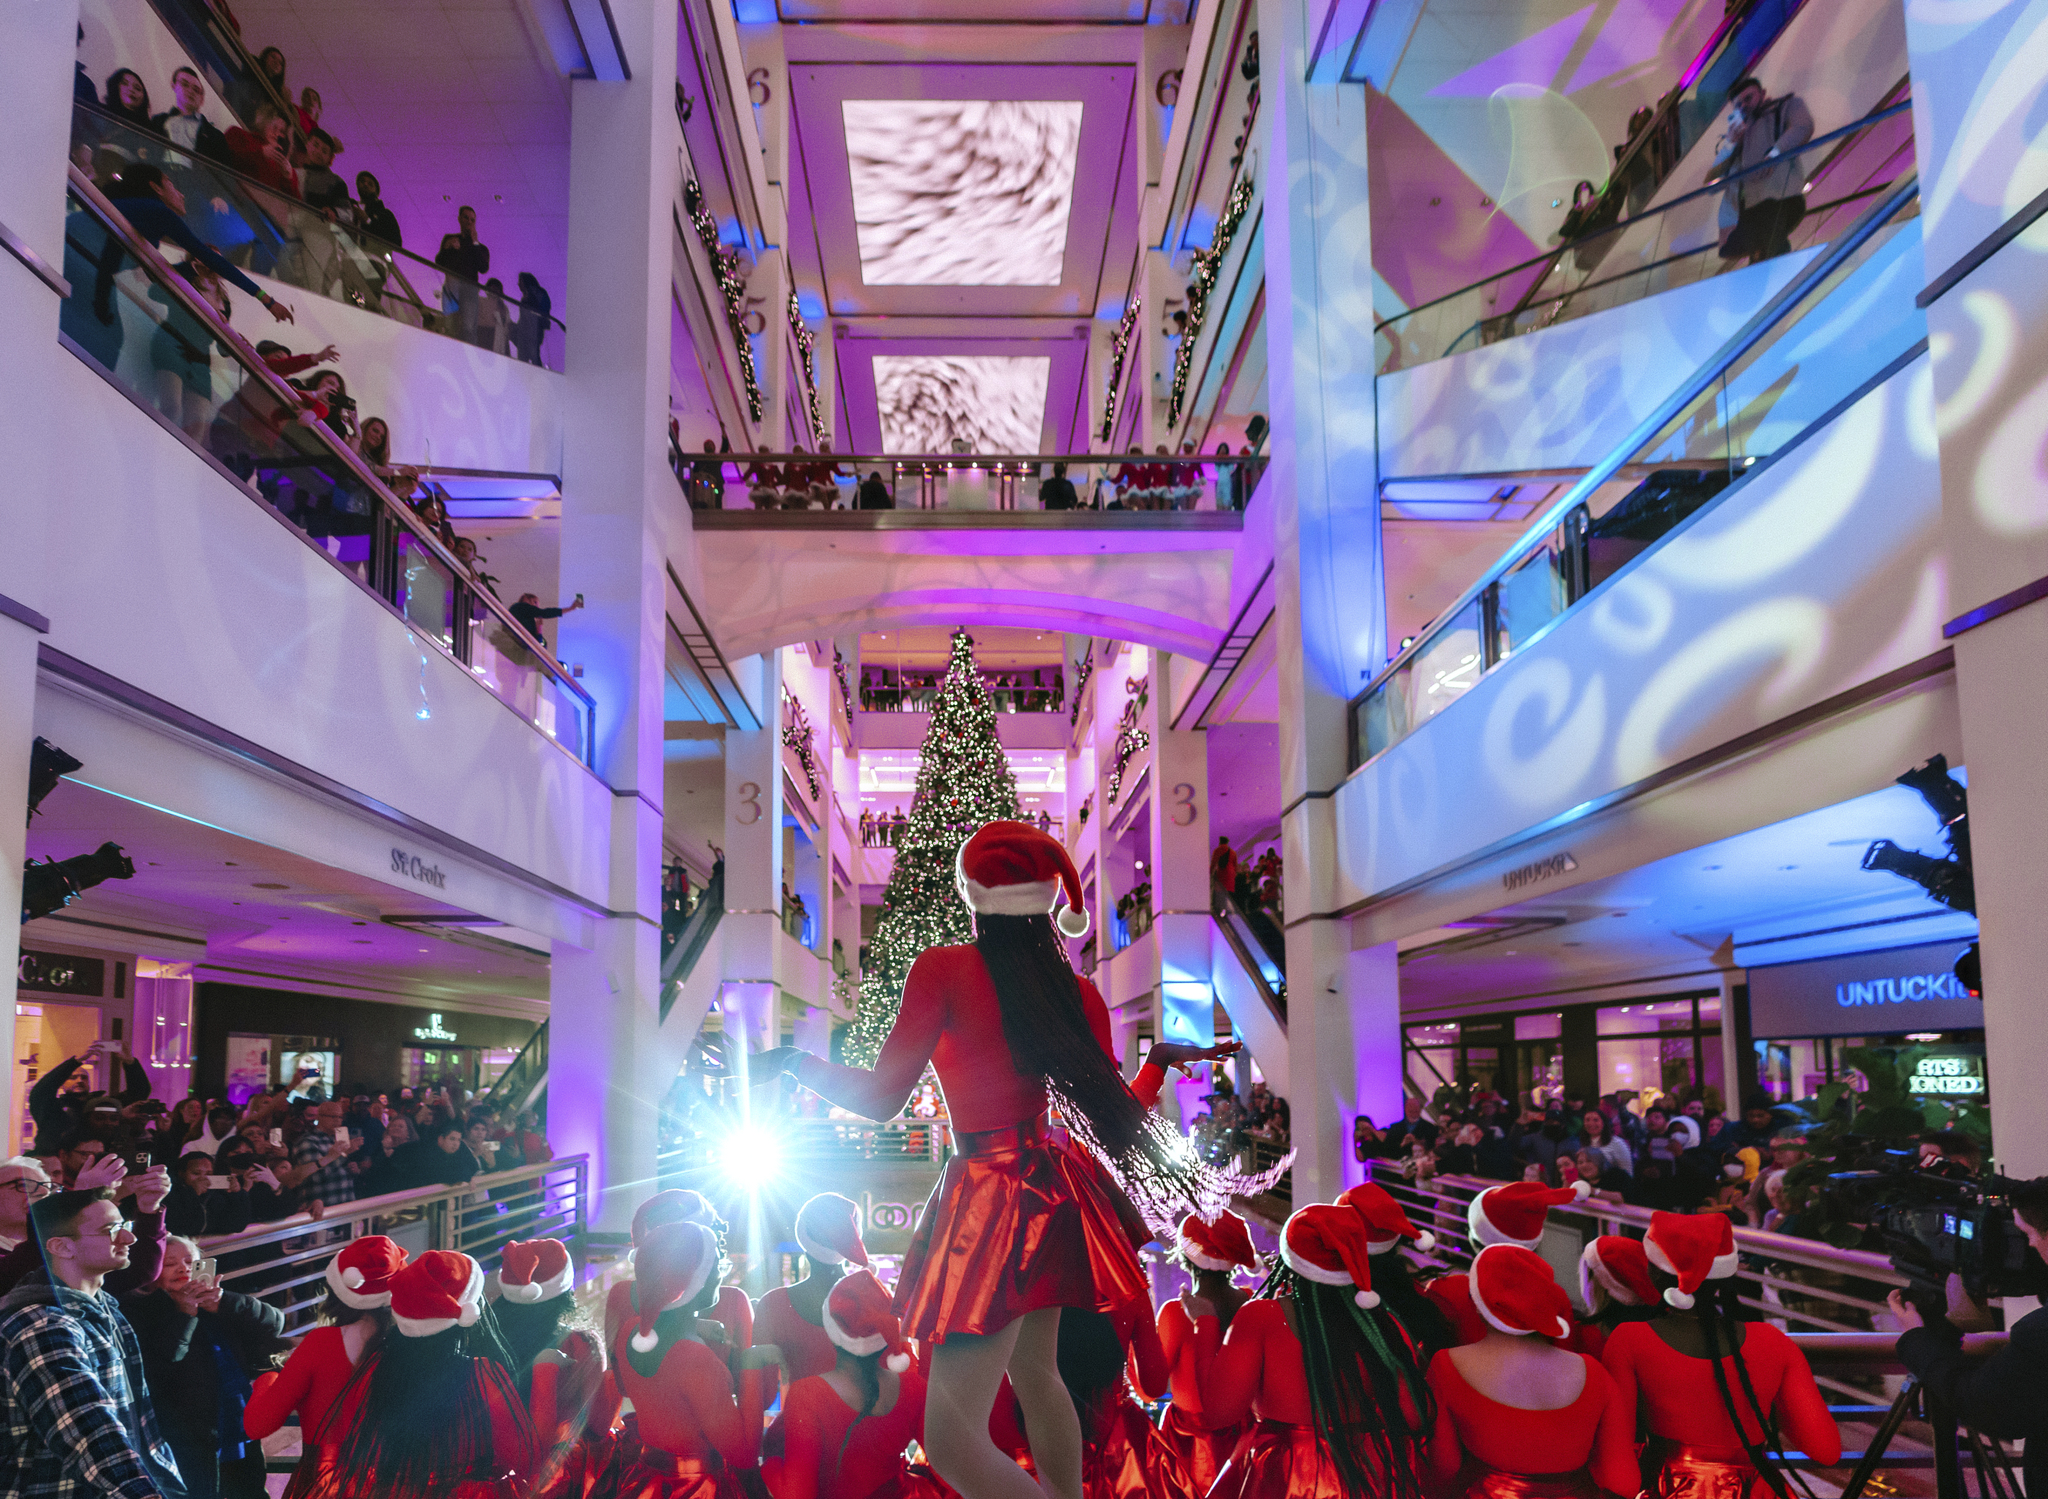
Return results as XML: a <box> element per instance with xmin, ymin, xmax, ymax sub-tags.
<box><xmin>1170</xmin><ymin>782</ymin><xmax>1199</xmax><ymax>826</ymax></box>
<box><xmin>736</xmin><ymin>782</ymin><xmax>762</xmax><ymax>825</ymax></box>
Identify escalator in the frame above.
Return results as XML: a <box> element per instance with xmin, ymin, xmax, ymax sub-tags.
<box><xmin>1213</xmin><ymin>888</ymin><xmax>1286</xmax><ymax>1026</ymax></box>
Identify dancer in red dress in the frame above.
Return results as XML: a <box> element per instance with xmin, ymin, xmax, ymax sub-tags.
<box><xmin>1196</xmin><ymin>1202</ymin><xmax>1435</xmax><ymax>1499</ymax></box>
<box><xmin>1604</xmin><ymin>1212</ymin><xmax>1841</xmax><ymax>1499</ymax></box>
<box><xmin>488</xmin><ymin>1238</ymin><xmax>608</xmax><ymax>1495</ymax></box>
<box><xmin>765</xmin><ymin>1268</ymin><xmax>933</xmax><ymax>1499</ymax></box>
<box><xmin>1423</xmin><ymin>1182</ymin><xmax>1590</xmax><ymax>1346</ymax></box>
<box><xmin>755</xmin><ymin>1193</ymin><xmax>867</xmax><ymax>1386</ymax></box>
<box><xmin>756</xmin><ymin>821</ymin><xmax>1257</xmax><ymax>1499</ymax></box>
<box><xmin>322</xmin><ymin>1250</ymin><xmax>540</xmax><ymax>1498</ymax></box>
<box><xmin>245</xmin><ymin>1236</ymin><xmax>406</xmax><ymax>1499</ymax></box>
<box><xmin>1157</xmin><ymin>1209</ymin><xmax>1256</xmax><ymax>1490</ymax></box>
<box><xmin>614</xmin><ymin>1219</ymin><xmax>779</xmax><ymax>1499</ymax></box>
<box><xmin>1424</xmin><ymin>1244</ymin><xmax>1637</xmax><ymax>1499</ymax></box>
<box><xmin>1334</xmin><ymin>1185</ymin><xmax>1456</xmax><ymax>1358</ymax></box>
<box><xmin>607</xmin><ymin>1190</ymin><xmax>755</xmax><ymax>1357</ymax></box>
<box><xmin>1571</xmin><ymin>1235</ymin><xmax>1659</xmax><ymax>1361</ymax></box>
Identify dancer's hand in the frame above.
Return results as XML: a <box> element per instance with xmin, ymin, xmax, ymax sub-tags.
<box><xmin>1147</xmin><ymin>1040</ymin><xmax>1243</xmax><ymax>1077</ymax></box>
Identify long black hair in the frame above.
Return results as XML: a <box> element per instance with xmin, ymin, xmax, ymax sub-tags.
<box><xmin>1358</xmin><ymin>1248</ymin><xmax>1457</xmax><ymax>1358</ymax></box>
<box><xmin>1652</xmin><ymin>1274</ymin><xmax>1805</xmax><ymax>1499</ymax></box>
<box><xmin>975</xmin><ymin>912</ymin><xmax>1283</xmax><ymax>1230</ymax></box>
<box><xmin>492</xmin><ymin>1293</ymin><xmax>571</xmax><ymax>1397</ymax></box>
<box><xmin>1264</xmin><ymin>1264</ymin><xmax>1434</xmax><ymax>1499</ymax></box>
<box><xmin>831</xmin><ymin>1346</ymin><xmax>887</xmax><ymax>1470</ymax></box>
<box><xmin>326</xmin><ymin>1309</ymin><xmax>533</xmax><ymax>1495</ymax></box>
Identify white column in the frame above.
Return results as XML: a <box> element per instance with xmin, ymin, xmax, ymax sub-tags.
<box><xmin>0</xmin><ymin>608</ymin><xmax>45</xmax><ymax>1150</ymax></box>
<box><xmin>1153</xmin><ymin>686</ymin><xmax>1213</xmax><ymax>1053</ymax></box>
<box><xmin>1259</xmin><ymin>0</ymin><xmax>1390</xmax><ymax>1197</ymax></box>
<box><xmin>547</xmin><ymin>0</ymin><xmax>680</xmax><ymax>1234</ymax></box>
<box><xmin>1903</xmin><ymin>0</ymin><xmax>2048</xmax><ymax>1176</ymax></box>
<box><xmin>721</xmin><ymin>656</ymin><xmax>786</xmax><ymax>1053</ymax></box>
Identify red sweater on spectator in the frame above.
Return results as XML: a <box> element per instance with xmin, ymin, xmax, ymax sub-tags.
<box><xmin>1602</xmin><ymin>1321</ymin><xmax>1841</xmax><ymax>1465</ymax></box>
<box><xmin>752</xmin><ymin>1286</ymin><xmax>838</xmax><ymax>1384</ymax></box>
<box><xmin>1425</xmin><ymin>1349</ymin><xmax>1638</xmax><ymax>1493</ymax></box>
<box><xmin>764</xmin><ymin>1366</ymin><xmax>926</xmax><ymax>1499</ymax></box>
<box><xmin>221</xmin><ymin>126</ymin><xmax>301</xmax><ymax>195</ymax></box>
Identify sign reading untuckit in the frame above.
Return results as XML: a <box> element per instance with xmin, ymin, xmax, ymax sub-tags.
<box><xmin>1748</xmin><ymin>937</ymin><xmax>1983</xmax><ymax>1039</ymax></box>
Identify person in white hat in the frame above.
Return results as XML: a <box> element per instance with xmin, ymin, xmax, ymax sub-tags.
<box><xmin>1423</xmin><ymin>1244</ymin><xmax>1637</xmax><ymax>1499</ymax></box>
<box><xmin>324</xmin><ymin>1250</ymin><xmax>540</xmax><ymax>1498</ymax></box>
<box><xmin>753</xmin><ymin>819</ymin><xmax>1253</xmax><ymax>1499</ymax></box>
<box><xmin>754</xmin><ymin>1192</ymin><xmax>869</xmax><ymax>1385</ymax></box>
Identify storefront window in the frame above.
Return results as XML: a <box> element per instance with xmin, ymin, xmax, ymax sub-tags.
<box><xmin>1596</xmin><ymin>998</ymin><xmax>1694</xmax><ymax>1034</ymax></box>
<box><xmin>1514</xmin><ymin>1013</ymin><xmax>1563</xmax><ymax>1040</ymax></box>
<box><xmin>1593</xmin><ymin>995</ymin><xmax>1722</xmax><ymax>1110</ymax></box>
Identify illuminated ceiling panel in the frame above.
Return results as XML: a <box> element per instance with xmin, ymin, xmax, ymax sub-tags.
<box><xmin>842</xmin><ymin>100</ymin><xmax>1083</xmax><ymax>286</ymax></box>
<box><xmin>874</xmin><ymin>355</ymin><xmax>1050</xmax><ymax>453</ymax></box>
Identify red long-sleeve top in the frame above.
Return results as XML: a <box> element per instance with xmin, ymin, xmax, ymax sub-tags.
<box><xmin>1120</xmin><ymin>1296</ymin><xmax>1171</xmax><ymax>1401</ymax></box>
<box><xmin>766</xmin><ymin>1367</ymin><xmax>927</xmax><ymax>1499</ymax></box>
<box><xmin>794</xmin><ymin>945</ymin><xmax>1116</xmax><ymax>1127</ymax></box>
<box><xmin>1426</xmin><ymin>1350</ymin><xmax>1638</xmax><ymax>1493</ymax></box>
<box><xmin>1602</xmin><ymin>1322</ymin><xmax>1841</xmax><ymax>1465</ymax></box>
<box><xmin>244</xmin><ymin>1324</ymin><xmax>367</xmax><ymax>1446</ymax></box>
<box><xmin>1192</xmin><ymin>1298</ymin><xmax>1315</xmax><ymax>1426</ymax></box>
<box><xmin>529</xmin><ymin>1329</ymin><xmax>604</xmax><ymax>1440</ymax></box>
<box><xmin>1158</xmin><ymin>1299</ymin><xmax>1230</xmax><ymax>1422</ymax></box>
<box><xmin>613</xmin><ymin>1324</ymin><xmax>769</xmax><ymax>1469</ymax></box>
<box><xmin>754</xmin><ymin>1286</ymin><xmax>840</xmax><ymax>1383</ymax></box>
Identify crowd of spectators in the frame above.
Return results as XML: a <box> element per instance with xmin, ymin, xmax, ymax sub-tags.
<box><xmin>1189</xmin><ymin>1073</ymin><xmax>1291</xmax><ymax>1165</ymax></box>
<box><xmin>860</xmin><ymin>665</ymin><xmax>1065</xmax><ymax>714</ymax></box>
<box><xmin>1354</xmin><ymin>1083</ymin><xmax>1832</xmax><ymax>1229</ymax></box>
<box><xmin>72</xmin><ymin>33</ymin><xmax>557</xmax><ymax>363</ymax></box>
<box><xmin>1210</xmin><ymin>834</ymin><xmax>1283</xmax><ymax>915</ymax></box>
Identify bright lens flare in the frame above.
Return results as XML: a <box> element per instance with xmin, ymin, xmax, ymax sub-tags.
<box><xmin>719</xmin><ymin>1122</ymin><xmax>783</xmax><ymax>1188</ymax></box>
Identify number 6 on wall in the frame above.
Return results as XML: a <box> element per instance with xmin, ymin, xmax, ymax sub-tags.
<box><xmin>735</xmin><ymin>781</ymin><xmax>762</xmax><ymax>825</ymax></box>
<box><xmin>1170</xmin><ymin>782</ymin><xmax>1199</xmax><ymax>826</ymax></box>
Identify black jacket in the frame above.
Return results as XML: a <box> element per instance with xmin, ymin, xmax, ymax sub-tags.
<box><xmin>1037</xmin><ymin>476</ymin><xmax>1079</xmax><ymax>510</ymax></box>
<box><xmin>124</xmin><ymin>1287</ymin><xmax>286</xmax><ymax>1449</ymax></box>
<box><xmin>147</xmin><ymin>110</ymin><xmax>232</xmax><ymax>166</ymax></box>
<box><xmin>1898</xmin><ymin>1307</ymin><xmax>2048</xmax><ymax>1498</ymax></box>
<box><xmin>162</xmin><ymin>1182</ymin><xmax>252</xmax><ymax>1239</ymax></box>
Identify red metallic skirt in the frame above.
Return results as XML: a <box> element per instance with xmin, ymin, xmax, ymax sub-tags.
<box><xmin>1647</xmin><ymin>1443</ymin><xmax>1770</xmax><ymax>1499</ymax></box>
<box><xmin>894</xmin><ymin>1118</ymin><xmax>1150</xmax><ymax>1343</ymax></box>
<box><xmin>1209</xmin><ymin>1418</ymin><xmax>1346</xmax><ymax>1499</ymax></box>
<box><xmin>1159</xmin><ymin>1403</ymin><xmax>1249</xmax><ymax>1494</ymax></box>
<box><xmin>1447</xmin><ymin>1461</ymin><xmax>1601</xmax><ymax>1499</ymax></box>
<box><xmin>1084</xmin><ymin>1399</ymin><xmax>1198</xmax><ymax>1499</ymax></box>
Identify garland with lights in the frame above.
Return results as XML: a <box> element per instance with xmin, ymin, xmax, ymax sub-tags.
<box><xmin>683</xmin><ymin>178</ymin><xmax>762</xmax><ymax>423</ymax></box>
<box><xmin>1068</xmin><ymin>646</ymin><xmax>1094</xmax><ymax>726</ymax></box>
<box><xmin>781</xmin><ymin>685</ymin><xmax>821</xmax><ymax>802</ymax></box>
<box><xmin>787</xmin><ymin>289</ymin><xmax>828</xmax><ymax>449</ymax></box>
<box><xmin>832</xmin><ymin>646</ymin><xmax>855</xmax><ymax>722</ymax></box>
<box><xmin>1166</xmin><ymin>171</ymin><xmax>1255</xmax><ymax>430</ymax></box>
<box><xmin>844</xmin><ymin>629</ymin><xmax>1021</xmax><ymax>1069</ymax></box>
<box><xmin>1105</xmin><ymin>692</ymin><xmax>1150</xmax><ymax>807</ymax></box>
<box><xmin>1098</xmin><ymin>293</ymin><xmax>1142</xmax><ymax>442</ymax></box>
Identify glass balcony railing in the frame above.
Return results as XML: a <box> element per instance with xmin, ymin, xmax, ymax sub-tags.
<box><xmin>1351</xmin><ymin>170</ymin><xmax>1924</xmax><ymax>769</ymax></box>
<box><xmin>59</xmin><ymin>166</ymin><xmax>595</xmax><ymax>762</ymax></box>
<box><xmin>674</xmin><ymin>450</ymin><xmax>1268</xmax><ymax>514</ymax></box>
<box><xmin>70</xmin><ymin>104</ymin><xmax>561</xmax><ymax>364</ymax></box>
<box><xmin>1375</xmin><ymin>99</ymin><xmax>1914</xmax><ymax>376</ymax></box>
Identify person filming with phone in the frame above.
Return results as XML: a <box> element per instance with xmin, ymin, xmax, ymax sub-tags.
<box><xmin>125</xmin><ymin>1235</ymin><xmax>287</xmax><ymax>1499</ymax></box>
<box><xmin>277</xmin><ymin>1100</ymin><xmax>356</xmax><ymax>1218</ymax></box>
<box><xmin>164</xmin><ymin>1150</ymin><xmax>253</xmax><ymax>1238</ymax></box>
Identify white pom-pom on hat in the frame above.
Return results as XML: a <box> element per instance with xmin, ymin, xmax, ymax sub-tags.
<box><xmin>886</xmin><ymin>1351</ymin><xmax>912</xmax><ymax>1374</ymax></box>
<box><xmin>1664</xmin><ymin>1287</ymin><xmax>1696</xmax><ymax>1310</ymax></box>
<box><xmin>1414</xmin><ymin>1231</ymin><xmax>1437</xmax><ymax>1252</ymax></box>
<box><xmin>631</xmin><ymin>1328</ymin><xmax>661</xmax><ymax>1352</ymax></box>
<box><xmin>1056</xmin><ymin>904</ymin><xmax>1091</xmax><ymax>939</ymax></box>
<box><xmin>1355</xmin><ymin>1290</ymin><xmax>1381</xmax><ymax>1309</ymax></box>
<box><xmin>1569</xmin><ymin>1180</ymin><xmax>1593</xmax><ymax>1200</ymax></box>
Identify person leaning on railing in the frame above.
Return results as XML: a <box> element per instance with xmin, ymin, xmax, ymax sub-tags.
<box><xmin>1890</xmin><ymin>1176</ymin><xmax>2048</xmax><ymax>1498</ymax></box>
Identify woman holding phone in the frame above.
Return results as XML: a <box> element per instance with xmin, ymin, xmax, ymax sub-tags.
<box><xmin>166</xmin><ymin>1149</ymin><xmax>253</xmax><ymax>1237</ymax></box>
<box><xmin>126</xmin><ymin>1236</ymin><xmax>288</xmax><ymax>1499</ymax></box>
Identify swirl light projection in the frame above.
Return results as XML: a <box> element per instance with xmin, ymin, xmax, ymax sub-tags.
<box><xmin>842</xmin><ymin>100</ymin><xmax>1083</xmax><ymax>286</ymax></box>
<box><xmin>873</xmin><ymin>355</ymin><xmax>1050</xmax><ymax>453</ymax></box>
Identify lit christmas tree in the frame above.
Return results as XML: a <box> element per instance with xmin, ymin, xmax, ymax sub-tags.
<box><xmin>844</xmin><ymin>629</ymin><xmax>1021</xmax><ymax>1067</ymax></box>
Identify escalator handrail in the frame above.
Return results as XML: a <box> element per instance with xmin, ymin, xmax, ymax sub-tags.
<box><xmin>1354</xmin><ymin>170</ymin><xmax>1921</xmax><ymax>717</ymax></box>
<box><xmin>1215</xmin><ymin>886</ymin><xmax>1286</xmax><ymax>975</ymax></box>
<box><xmin>64</xmin><ymin>164</ymin><xmax>594</xmax><ymax>718</ymax></box>
<box><xmin>1211</xmin><ymin>899</ymin><xmax>1288</xmax><ymax>1028</ymax></box>
<box><xmin>478</xmin><ymin>1021</ymin><xmax>550</xmax><ymax>1113</ymax></box>
<box><xmin>659</xmin><ymin>863</ymin><xmax>726</xmax><ymax>1020</ymax></box>
<box><xmin>1377</xmin><ymin>99</ymin><xmax>1912</xmax><ymax>341</ymax></box>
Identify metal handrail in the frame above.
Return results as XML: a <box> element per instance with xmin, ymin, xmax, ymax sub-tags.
<box><xmin>1350</xmin><ymin>171</ymin><xmax>1920</xmax><ymax>732</ymax></box>
<box><xmin>196</xmin><ymin>1154</ymin><xmax>588</xmax><ymax>1334</ymax></box>
<box><xmin>1377</xmin><ymin>101</ymin><xmax>1912</xmax><ymax>342</ymax></box>
<box><xmin>64</xmin><ymin>165</ymin><xmax>596</xmax><ymax>735</ymax></box>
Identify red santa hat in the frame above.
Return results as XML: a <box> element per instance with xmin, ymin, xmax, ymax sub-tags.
<box><xmin>1468</xmin><ymin>1243</ymin><xmax>1574</xmax><ymax>1338</ymax></box>
<box><xmin>822</xmin><ymin>1268</ymin><xmax>914</xmax><ymax>1374</ymax></box>
<box><xmin>1339</xmin><ymin>1183</ymin><xmax>1438</xmax><ymax>1254</ymax></box>
<box><xmin>496</xmin><ymin>1238</ymin><xmax>574</xmax><ymax>1304</ymax></box>
<box><xmin>1179</xmin><ymin>1209</ymin><xmax>1259</xmax><ymax>1272</ymax></box>
<box><xmin>629</xmin><ymin>1220</ymin><xmax>719</xmax><ymax>1352</ymax></box>
<box><xmin>1579</xmin><ymin>1234</ymin><xmax>1658</xmax><ymax>1310</ymax></box>
<box><xmin>956</xmin><ymin>820</ymin><xmax>1090</xmax><ymax>939</ymax></box>
<box><xmin>1467</xmin><ymin>1181</ymin><xmax>1590</xmax><ymax>1250</ymax></box>
<box><xmin>325</xmin><ymin>1236</ymin><xmax>408</xmax><ymax>1309</ymax></box>
<box><xmin>795</xmin><ymin>1193</ymin><xmax>869</xmax><ymax>1268</ymax></box>
<box><xmin>631</xmin><ymin>1189</ymin><xmax>721</xmax><ymax>1248</ymax></box>
<box><xmin>1644</xmin><ymin>1210</ymin><xmax>1739</xmax><ymax>1309</ymax></box>
<box><xmin>389</xmin><ymin>1250</ymin><xmax>486</xmax><ymax>1338</ymax></box>
<box><xmin>1281</xmin><ymin>1203</ymin><xmax>1383</xmax><ymax>1308</ymax></box>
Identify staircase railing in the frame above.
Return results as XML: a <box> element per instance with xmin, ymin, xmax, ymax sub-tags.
<box><xmin>659</xmin><ymin>859</ymin><xmax>726</xmax><ymax>1022</ymax></box>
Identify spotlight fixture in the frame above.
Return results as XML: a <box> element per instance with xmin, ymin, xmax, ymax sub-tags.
<box><xmin>1860</xmin><ymin>753</ymin><xmax>1978</xmax><ymax>998</ymax></box>
<box><xmin>27</xmin><ymin>738</ymin><xmax>82</xmax><ymax>825</ymax></box>
<box><xmin>23</xmin><ymin>842</ymin><xmax>136</xmax><ymax>923</ymax></box>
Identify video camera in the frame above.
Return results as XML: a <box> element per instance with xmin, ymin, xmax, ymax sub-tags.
<box><xmin>1826</xmin><ymin>1150</ymin><xmax>2042</xmax><ymax>1313</ymax></box>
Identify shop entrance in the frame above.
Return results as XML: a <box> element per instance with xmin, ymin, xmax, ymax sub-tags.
<box><xmin>12</xmin><ymin>1001</ymin><xmax>103</xmax><ymax>1154</ymax></box>
<box><xmin>402</xmin><ymin>1045</ymin><xmax>520</xmax><ymax>1096</ymax></box>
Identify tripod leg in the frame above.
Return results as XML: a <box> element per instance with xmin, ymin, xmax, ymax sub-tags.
<box><xmin>1839</xmin><ymin>1382</ymin><xmax>1917</xmax><ymax>1499</ymax></box>
<box><xmin>1930</xmin><ymin>1394</ymin><xmax>1963</xmax><ymax>1499</ymax></box>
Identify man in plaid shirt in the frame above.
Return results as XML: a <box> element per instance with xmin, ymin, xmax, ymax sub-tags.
<box><xmin>278</xmin><ymin>1099</ymin><xmax>355</xmax><ymax>1215</ymax></box>
<box><xmin>0</xmin><ymin>1188</ymin><xmax>186</xmax><ymax>1497</ymax></box>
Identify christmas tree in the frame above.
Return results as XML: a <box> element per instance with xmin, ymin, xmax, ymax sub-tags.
<box><xmin>844</xmin><ymin>629</ymin><xmax>1021</xmax><ymax>1067</ymax></box>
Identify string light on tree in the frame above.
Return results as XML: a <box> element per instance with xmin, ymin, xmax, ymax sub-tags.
<box><xmin>844</xmin><ymin>630</ymin><xmax>1022</xmax><ymax>1068</ymax></box>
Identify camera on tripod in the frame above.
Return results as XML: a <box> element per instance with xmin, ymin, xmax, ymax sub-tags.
<box><xmin>1827</xmin><ymin>1150</ymin><xmax>2042</xmax><ymax>1310</ymax></box>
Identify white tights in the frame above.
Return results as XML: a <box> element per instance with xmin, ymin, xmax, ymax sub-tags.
<box><xmin>923</xmin><ymin>1307</ymin><xmax>1081</xmax><ymax>1499</ymax></box>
